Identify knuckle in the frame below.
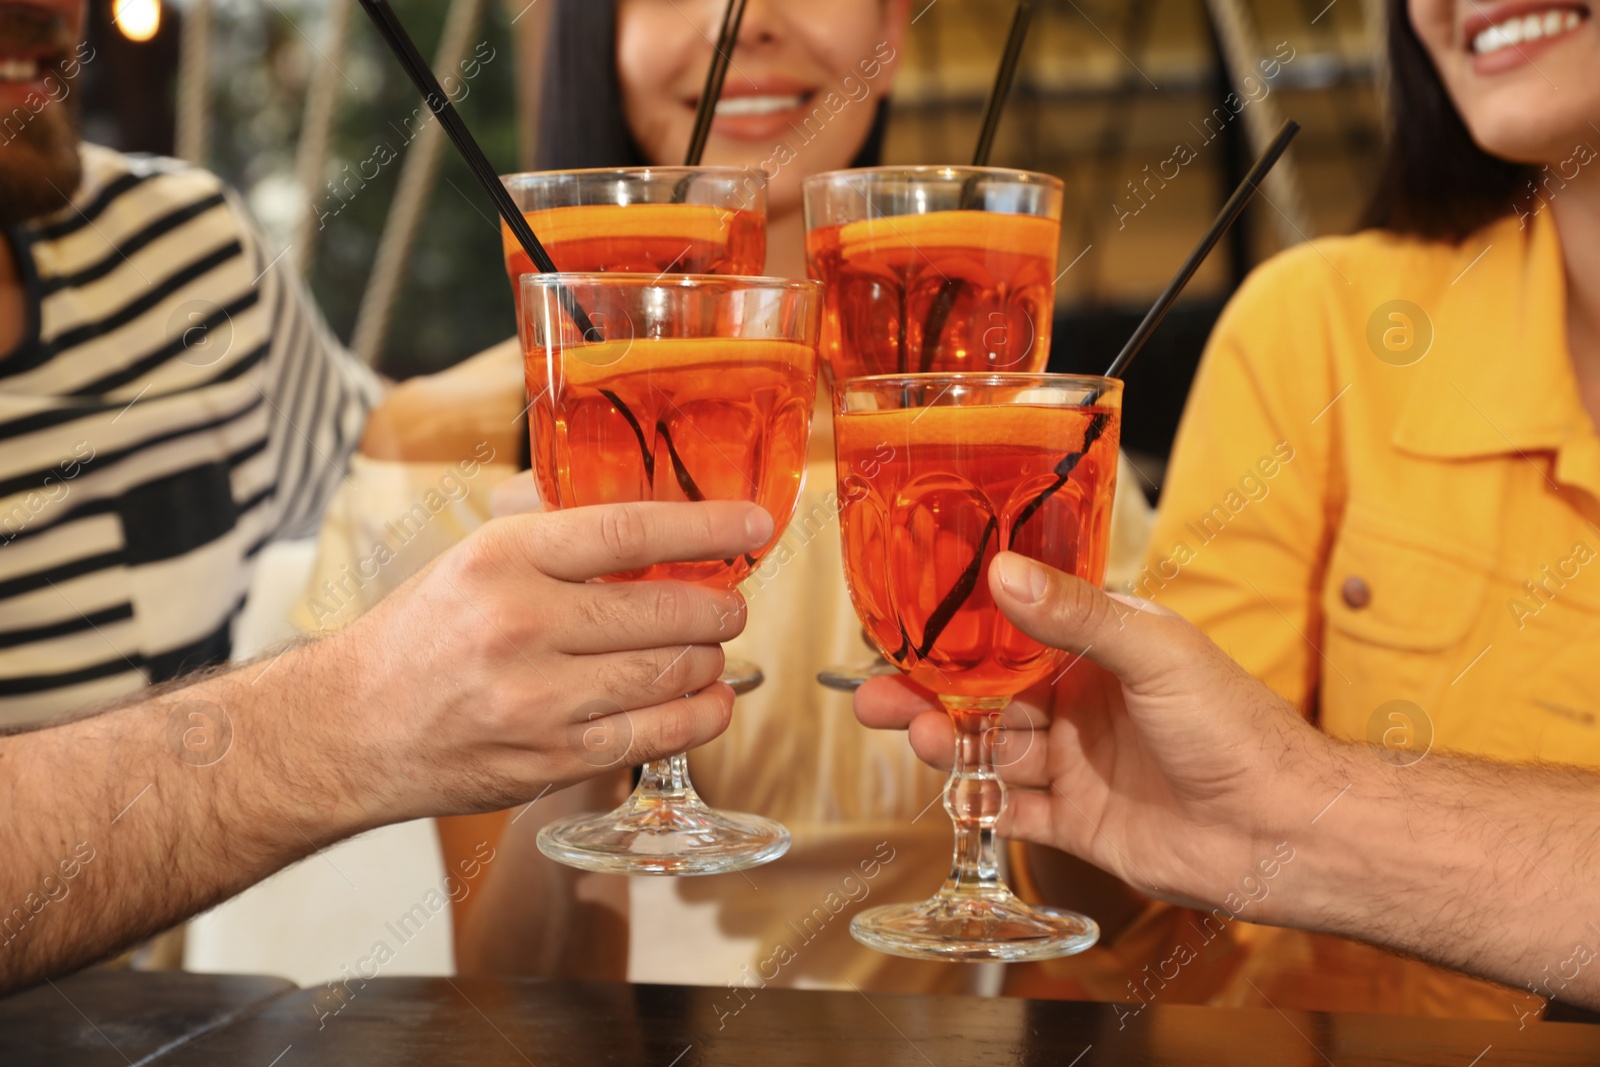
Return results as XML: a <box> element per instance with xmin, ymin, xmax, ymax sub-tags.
<box><xmin>451</xmin><ymin>524</ymin><xmax>504</xmax><ymax>585</ymax></box>
<box><xmin>602</xmin><ymin>655</ymin><xmax>653</xmax><ymax>696</ymax></box>
<box><xmin>677</xmin><ymin>645</ymin><xmax>723</xmax><ymax>693</ymax></box>
<box><xmin>693</xmin><ymin>505</ymin><xmax>719</xmax><ymax>551</ymax></box>
<box><xmin>649</xmin><ymin>645</ymin><xmax>699</xmax><ymax>695</ymax></box>
<box><xmin>649</xmin><ymin>584</ymin><xmax>692</xmax><ymax>635</ymax></box>
<box><xmin>573</xmin><ymin>587</ymin><xmax>623</xmax><ymax>633</ymax></box>
<box><xmin>713</xmin><ymin>592</ymin><xmax>747</xmax><ymax>637</ymax></box>
<box><xmin>1051</xmin><ymin>574</ymin><xmax>1106</xmax><ymax>643</ymax></box>
<box><xmin>598</xmin><ymin>506</ymin><xmax>647</xmax><ymax>562</ymax></box>
<box><xmin>653</xmin><ymin>700</ymin><xmax>699</xmax><ymax>754</ymax></box>
<box><xmin>481</xmin><ymin>601</ymin><xmax>529</xmax><ymax>649</ymax></box>
<box><xmin>644</xmin><ymin>646</ymin><xmax>682</xmax><ymax>691</ymax></box>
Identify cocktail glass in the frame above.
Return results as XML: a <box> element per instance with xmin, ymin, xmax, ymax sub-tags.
<box><xmin>804</xmin><ymin>166</ymin><xmax>1064</xmax><ymax>691</ymax></box>
<box><xmin>835</xmin><ymin>372</ymin><xmax>1117</xmax><ymax>959</ymax></box>
<box><xmin>502</xmin><ymin>166</ymin><xmax>769</xmax><ymax>692</ymax></box>
<box><xmin>524</xmin><ymin>273</ymin><xmax>819</xmax><ymax>875</ymax></box>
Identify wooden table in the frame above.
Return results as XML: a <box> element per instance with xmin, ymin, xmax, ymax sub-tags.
<box><xmin>114</xmin><ymin>975</ymin><xmax>1600</xmax><ymax>1066</ymax></box>
<box><xmin>0</xmin><ymin>969</ymin><xmax>293</xmax><ymax>1065</ymax></box>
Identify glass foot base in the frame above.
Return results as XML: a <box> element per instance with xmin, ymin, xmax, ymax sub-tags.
<box><xmin>723</xmin><ymin>657</ymin><xmax>764</xmax><ymax>696</ymax></box>
<box><xmin>815</xmin><ymin>657</ymin><xmax>898</xmax><ymax>692</ymax></box>
<box><xmin>537</xmin><ymin>797</ymin><xmax>790</xmax><ymax>876</ymax></box>
<box><xmin>850</xmin><ymin>893</ymin><xmax>1099</xmax><ymax>962</ymax></box>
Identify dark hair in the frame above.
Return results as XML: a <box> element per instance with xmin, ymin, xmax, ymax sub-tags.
<box><xmin>533</xmin><ymin>0</ymin><xmax>889</xmax><ymax>171</ymax></box>
<box><xmin>534</xmin><ymin>0</ymin><xmax>645</xmax><ymax>170</ymax></box>
<box><xmin>1359</xmin><ymin>0</ymin><xmax>1532</xmax><ymax>242</ymax></box>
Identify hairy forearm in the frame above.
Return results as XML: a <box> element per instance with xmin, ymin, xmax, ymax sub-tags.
<box><xmin>0</xmin><ymin>638</ymin><xmax>373</xmax><ymax>993</ymax></box>
<box><xmin>1270</xmin><ymin>740</ymin><xmax>1600</xmax><ymax>1006</ymax></box>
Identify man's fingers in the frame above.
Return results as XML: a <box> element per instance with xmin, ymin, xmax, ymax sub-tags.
<box><xmin>983</xmin><ymin>706</ymin><xmax>1054</xmax><ymax>784</ymax></box>
<box><xmin>854</xmin><ymin>674</ymin><xmax>938</xmax><ymax>730</ymax></box>
<box><xmin>580</xmin><ymin>644</ymin><xmax>727</xmax><ymax>711</ymax></box>
<box><xmin>906</xmin><ymin>710</ymin><xmax>955</xmax><ymax>769</ymax></box>
<box><xmin>989</xmin><ymin>553</ymin><xmax>1196</xmax><ymax>691</ymax></box>
<box><xmin>1001</xmin><ymin>789</ymin><xmax>1090</xmax><ymax>855</ymax></box>
<box><xmin>903</xmin><ymin>706</ymin><xmax>1054</xmax><ymax>787</ymax></box>
<box><xmin>516</xmin><ymin>501</ymin><xmax>774</xmax><ymax>582</ymax></box>
<box><xmin>557</xmin><ymin>581</ymin><xmax>747</xmax><ymax>654</ymax></box>
<box><xmin>624</xmin><ymin>683</ymin><xmax>737</xmax><ymax>764</ymax></box>
<box><xmin>858</xmin><ymin>677</ymin><xmax>1053</xmax><ymax>784</ymax></box>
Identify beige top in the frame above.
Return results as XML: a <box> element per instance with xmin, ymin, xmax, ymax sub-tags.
<box><xmin>294</xmin><ymin>397</ymin><xmax>1154</xmax><ymax>994</ymax></box>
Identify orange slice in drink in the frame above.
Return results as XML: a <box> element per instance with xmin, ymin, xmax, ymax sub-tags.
<box><xmin>836</xmin><ymin>210</ymin><xmax>1059</xmax><ymax>264</ymax></box>
<box><xmin>500</xmin><ymin>203</ymin><xmax>740</xmax><ymax>259</ymax></box>
<box><xmin>532</xmin><ymin>336</ymin><xmax>816</xmax><ymax>386</ymax></box>
<box><xmin>837</xmin><ymin>402</ymin><xmax>1110</xmax><ymax>451</ymax></box>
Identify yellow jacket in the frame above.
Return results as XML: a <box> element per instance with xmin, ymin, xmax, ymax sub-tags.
<box><xmin>1144</xmin><ymin>206</ymin><xmax>1600</xmax><ymax>762</ymax></box>
<box><xmin>1018</xmin><ymin>207</ymin><xmax>1590</xmax><ymax>1020</ymax></box>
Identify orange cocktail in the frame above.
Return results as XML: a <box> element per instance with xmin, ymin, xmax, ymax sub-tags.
<box><xmin>500</xmin><ymin>168</ymin><xmax>767</xmax><ymax>320</ymax></box>
<box><xmin>527</xmin><ymin>334</ymin><xmax>813</xmax><ymax>586</ymax></box>
<box><xmin>803</xmin><ymin>167</ymin><xmax>1063</xmax><ymax>383</ymax></box>
<box><xmin>834</xmin><ymin>373</ymin><xmax>1119</xmax><ymax>963</ymax></box>
<box><xmin>502</xmin><ymin>204</ymin><xmax>765</xmax><ymax>281</ymax></box>
<box><xmin>522</xmin><ymin>272</ymin><xmax>819</xmax><ymax>878</ymax></box>
<box><xmin>836</xmin><ymin>399</ymin><xmax>1118</xmax><ymax>699</ymax></box>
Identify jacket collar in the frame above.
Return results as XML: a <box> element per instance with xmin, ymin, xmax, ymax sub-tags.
<box><xmin>1391</xmin><ymin>207</ymin><xmax>1588</xmax><ymax>463</ymax></box>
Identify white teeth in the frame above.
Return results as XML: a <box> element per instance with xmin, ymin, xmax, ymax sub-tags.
<box><xmin>714</xmin><ymin>94</ymin><xmax>806</xmax><ymax>117</ymax></box>
<box><xmin>0</xmin><ymin>58</ymin><xmax>41</xmax><ymax>82</ymax></box>
<box><xmin>1472</xmin><ymin>7</ymin><xmax>1588</xmax><ymax>55</ymax></box>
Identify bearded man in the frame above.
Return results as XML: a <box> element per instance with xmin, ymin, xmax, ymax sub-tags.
<box><xmin>0</xmin><ymin>0</ymin><xmax>379</xmax><ymax>727</ymax></box>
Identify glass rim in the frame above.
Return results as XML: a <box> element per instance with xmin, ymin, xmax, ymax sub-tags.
<box><xmin>522</xmin><ymin>272</ymin><xmax>817</xmax><ymax>293</ymax></box>
<box><xmin>834</xmin><ymin>371</ymin><xmax>1121</xmax><ymax>392</ymax></box>
<box><xmin>500</xmin><ymin>165</ymin><xmax>765</xmax><ymax>184</ymax></box>
<box><xmin>803</xmin><ymin>164</ymin><xmax>1065</xmax><ymax>193</ymax></box>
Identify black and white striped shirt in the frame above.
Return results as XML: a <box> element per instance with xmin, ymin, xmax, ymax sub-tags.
<box><xmin>0</xmin><ymin>145</ymin><xmax>379</xmax><ymax>728</ymax></box>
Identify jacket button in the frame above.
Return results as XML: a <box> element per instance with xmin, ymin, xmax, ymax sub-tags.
<box><xmin>1342</xmin><ymin>576</ymin><xmax>1372</xmax><ymax>609</ymax></box>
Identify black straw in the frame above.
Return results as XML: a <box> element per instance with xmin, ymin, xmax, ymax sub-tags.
<box><xmin>1103</xmin><ymin>119</ymin><xmax>1301</xmax><ymax>380</ymax></box>
<box><xmin>684</xmin><ymin>0</ymin><xmax>748</xmax><ymax>167</ymax></box>
<box><xmin>917</xmin><ymin>0</ymin><xmax>1036</xmax><ymax>369</ymax></box>
<box><xmin>972</xmin><ymin>0</ymin><xmax>1036</xmax><ymax>167</ymax></box>
<box><xmin>355</xmin><ymin>0</ymin><xmax>596</xmax><ymax>337</ymax></box>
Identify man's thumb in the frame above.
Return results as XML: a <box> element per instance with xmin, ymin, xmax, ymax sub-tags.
<box><xmin>989</xmin><ymin>552</ymin><xmax>1188</xmax><ymax>688</ymax></box>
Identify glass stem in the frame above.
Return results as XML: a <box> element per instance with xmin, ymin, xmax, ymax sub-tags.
<box><xmin>631</xmin><ymin>754</ymin><xmax>699</xmax><ymax>808</ymax></box>
<box><xmin>940</xmin><ymin>697</ymin><xmax>1011</xmax><ymax>900</ymax></box>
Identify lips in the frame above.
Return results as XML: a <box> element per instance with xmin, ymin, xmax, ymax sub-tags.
<box><xmin>0</xmin><ymin>55</ymin><xmax>40</xmax><ymax>81</ymax></box>
<box><xmin>1468</xmin><ymin>4</ymin><xmax>1588</xmax><ymax>54</ymax></box>
<box><xmin>1459</xmin><ymin>0</ymin><xmax>1592</xmax><ymax>73</ymax></box>
<box><xmin>0</xmin><ymin>56</ymin><xmax>54</xmax><ymax>105</ymax></box>
<box><xmin>714</xmin><ymin>93</ymin><xmax>809</xmax><ymax>118</ymax></box>
<box><xmin>688</xmin><ymin>76</ymin><xmax>823</xmax><ymax>142</ymax></box>
<box><xmin>0</xmin><ymin>50</ymin><xmax>66</xmax><ymax>106</ymax></box>
<box><xmin>0</xmin><ymin>3</ymin><xmax>75</xmax><ymax>103</ymax></box>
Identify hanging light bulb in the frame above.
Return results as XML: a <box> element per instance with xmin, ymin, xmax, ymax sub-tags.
<box><xmin>113</xmin><ymin>0</ymin><xmax>161</xmax><ymax>42</ymax></box>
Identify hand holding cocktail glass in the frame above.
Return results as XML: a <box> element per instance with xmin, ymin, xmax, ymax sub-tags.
<box><xmin>349</xmin><ymin>0</ymin><xmax>810</xmax><ymax>877</ymax></box>
<box><xmin>833</xmin><ymin>121</ymin><xmax>1304</xmax><ymax>959</ymax></box>
<box><xmin>834</xmin><ymin>373</ymin><xmax>1120</xmax><ymax>960</ymax></box>
<box><xmin>522</xmin><ymin>273</ymin><xmax>819</xmax><ymax>875</ymax></box>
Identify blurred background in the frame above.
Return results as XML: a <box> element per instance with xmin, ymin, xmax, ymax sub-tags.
<box><xmin>79</xmin><ymin>0</ymin><xmax>1384</xmax><ymax>490</ymax></box>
